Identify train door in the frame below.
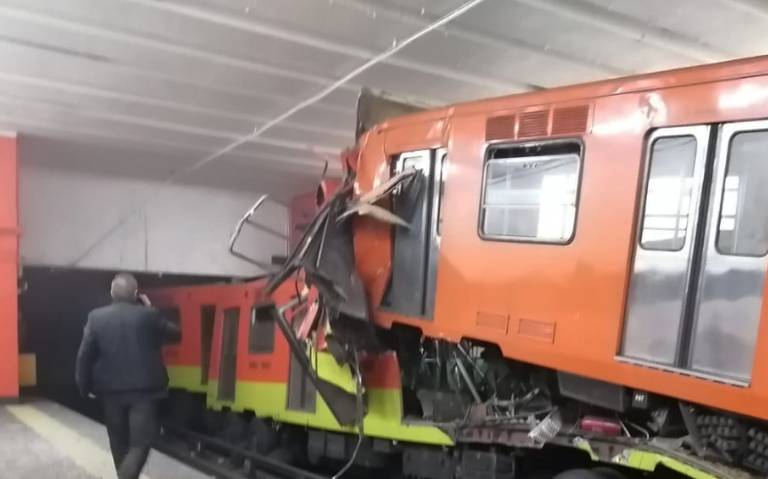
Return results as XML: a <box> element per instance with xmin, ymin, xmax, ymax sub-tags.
<box><xmin>217</xmin><ymin>307</ymin><xmax>240</xmax><ymax>401</ymax></box>
<box><xmin>200</xmin><ymin>305</ymin><xmax>216</xmax><ymax>385</ymax></box>
<box><xmin>688</xmin><ymin>121</ymin><xmax>768</xmax><ymax>381</ymax></box>
<box><xmin>381</xmin><ymin>148</ymin><xmax>447</xmax><ymax>319</ymax></box>
<box><xmin>622</xmin><ymin>120</ymin><xmax>768</xmax><ymax>383</ymax></box>
<box><xmin>622</xmin><ymin>126</ymin><xmax>710</xmax><ymax>366</ymax></box>
<box><xmin>286</xmin><ymin>352</ymin><xmax>316</xmax><ymax>412</ymax></box>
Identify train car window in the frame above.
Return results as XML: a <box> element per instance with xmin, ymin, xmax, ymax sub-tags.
<box><xmin>248</xmin><ymin>304</ymin><xmax>275</xmax><ymax>354</ymax></box>
<box><xmin>716</xmin><ymin>130</ymin><xmax>768</xmax><ymax>256</ymax></box>
<box><xmin>639</xmin><ymin>135</ymin><xmax>697</xmax><ymax>252</ymax></box>
<box><xmin>480</xmin><ymin>142</ymin><xmax>581</xmax><ymax>243</ymax></box>
<box><xmin>159</xmin><ymin>307</ymin><xmax>182</xmax><ymax>344</ymax></box>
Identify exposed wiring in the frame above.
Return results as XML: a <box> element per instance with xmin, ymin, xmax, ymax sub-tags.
<box><xmin>625</xmin><ymin>419</ymin><xmax>651</xmax><ymax>440</ymax></box>
<box><xmin>453</xmin><ymin>351</ymin><xmax>482</xmax><ymax>404</ymax></box>
<box><xmin>619</xmin><ymin>418</ymin><xmax>632</xmax><ymax>438</ymax></box>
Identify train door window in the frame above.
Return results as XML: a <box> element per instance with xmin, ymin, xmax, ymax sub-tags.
<box><xmin>639</xmin><ymin>136</ymin><xmax>697</xmax><ymax>251</ymax></box>
<box><xmin>159</xmin><ymin>307</ymin><xmax>182</xmax><ymax>344</ymax></box>
<box><xmin>217</xmin><ymin>307</ymin><xmax>239</xmax><ymax>402</ymax></box>
<box><xmin>200</xmin><ymin>305</ymin><xmax>216</xmax><ymax>385</ymax></box>
<box><xmin>480</xmin><ymin>141</ymin><xmax>582</xmax><ymax>243</ymax></box>
<box><xmin>688</xmin><ymin>121</ymin><xmax>768</xmax><ymax>382</ymax></box>
<box><xmin>248</xmin><ymin>304</ymin><xmax>275</xmax><ymax>354</ymax></box>
<box><xmin>623</xmin><ymin>121</ymin><xmax>768</xmax><ymax>383</ymax></box>
<box><xmin>621</xmin><ymin>125</ymin><xmax>710</xmax><ymax>366</ymax></box>
<box><xmin>715</xmin><ymin>130</ymin><xmax>768</xmax><ymax>256</ymax></box>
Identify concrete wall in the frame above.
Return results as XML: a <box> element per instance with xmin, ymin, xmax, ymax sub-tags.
<box><xmin>0</xmin><ymin>133</ymin><xmax>18</xmax><ymax>399</ymax></box>
<box><xmin>18</xmin><ymin>143</ymin><xmax>288</xmax><ymax>277</ymax></box>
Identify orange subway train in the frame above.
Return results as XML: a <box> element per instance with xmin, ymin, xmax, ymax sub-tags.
<box><xmin>153</xmin><ymin>56</ymin><xmax>768</xmax><ymax>478</ymax></box>
<box><xmin>354</xmin><ymin>55</ymin><xmax>768</xmax><ymax>417</ymax></box>
<box><xmin>334</xmin><ymin>56</ymin><xmax>768</xmax><ymax>473</ymax></box>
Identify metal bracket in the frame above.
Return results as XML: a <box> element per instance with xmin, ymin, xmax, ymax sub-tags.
<box><xmin>228</xmin><ymin>194</ymin><xmax>284</xmax><ymax>269</ymax></box>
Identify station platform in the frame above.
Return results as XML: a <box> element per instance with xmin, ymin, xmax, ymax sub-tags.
<box><xmin>0</xmin><ymin>399</ymin><xmax>211</xmax><ymax>479</ymax></box>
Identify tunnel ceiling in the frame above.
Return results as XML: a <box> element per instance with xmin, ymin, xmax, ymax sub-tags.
<box><xmin>0</xmin><ymin>0</ymin><xmax>766</xmax><ymax>195</ymax></box>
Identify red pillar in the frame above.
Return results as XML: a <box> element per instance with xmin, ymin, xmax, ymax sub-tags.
<box><xmin>0</xmin><ymin>134</ymin><xmax>18</xmax><ymax>399</ymax></box>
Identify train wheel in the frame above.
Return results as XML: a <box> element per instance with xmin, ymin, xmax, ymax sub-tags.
<box><xmin>591</xmin><ymin>467</ymin><xmax>627</xmax><ymax>479</ymax></box>
<box><xmin>164</xmin><ymin>391</ymin><xmax>198</xmax><ymax>430</ymax></box>
<box><xmin>247</xmin><ymin>416</ymin><xmax>279</xmax><ymax>455</ymax></box>
<box><xmin>277</xmin><ymin>427</ymin><xmax>308</xmax><ymax>467</ymax></box>
<box><xmin>203</xmin><ymin>409</ymin><xmax>225</xmax><ymax>436</ymax></box>
<box><xmin>219</xmin><ymin>411</ymin><xmax>249</xmax><ymax>445</ymax></box>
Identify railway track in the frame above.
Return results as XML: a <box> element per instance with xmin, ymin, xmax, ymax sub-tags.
<box><xmin>157</xmin><ymin>423</ymin><xmax>331</xmax><ymax>479</ymax></box>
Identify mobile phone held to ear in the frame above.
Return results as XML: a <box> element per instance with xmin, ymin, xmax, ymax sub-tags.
<box><xmin>137</xmin><ymin>293</ymin><xmax>152</xmax><ymax>307</ymax></box>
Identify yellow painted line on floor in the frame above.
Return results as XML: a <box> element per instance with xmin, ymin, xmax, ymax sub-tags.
<box><xmin>6</xmin><ymin>404</ymin><xmax>153</xmax><ymax>479</ymax></box>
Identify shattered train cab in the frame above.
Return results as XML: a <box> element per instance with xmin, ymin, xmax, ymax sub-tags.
<box><xmin>198</xmin><ymin>276</ymin><xmax>450</xmax><ymax>446</ymax></box>
<box><xmin>246</xmin><ymin>147</ymin><xmax>450</xmax><ymax>443</ymax></box>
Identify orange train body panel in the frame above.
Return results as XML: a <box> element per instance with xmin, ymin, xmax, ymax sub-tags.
<box><xmin>353</xmin><ymin>55</ymin><xmax>768</xmax><ymax>422</ymax></box>
<box><xmin>153</xmin><ymin>282</ymin><xmax>251</xmax><ymax>369</ymax></box>
<box><xmin>153</xmin><ymin>278</ymin><xmax>401</xmax><ymax>390</ymax></box>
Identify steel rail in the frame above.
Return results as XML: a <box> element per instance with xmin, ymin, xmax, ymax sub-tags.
<box><xmin>158</xmin><ymin>422</ymin><xmax>329</xmax><ymax>479</ymax></box>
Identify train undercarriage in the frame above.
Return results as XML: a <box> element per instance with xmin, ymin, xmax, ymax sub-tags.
<box><xmin>161</xmin><ymin>323</ymin><xmax>766</xmax><ymax>479</ymax></box>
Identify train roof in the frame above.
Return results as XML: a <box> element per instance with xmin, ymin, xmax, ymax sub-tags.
<box><xmin>375</xmin><ymin>54</ymin><xmax>768</xmax><ymax>130</ymax></box>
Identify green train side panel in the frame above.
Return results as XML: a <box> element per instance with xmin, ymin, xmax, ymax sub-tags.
<box><xmin>620</xmin><ymin>450</ymin><xmax>726</xmax><ymax>479</ymax></box>
<box><xmin>206</xmin><ymin>380</ymin><xmax>453</xmax><ymax>446</ymax></box>
<box><xmin>200</xmin><ymin>349</ymin><xmax>451</xmax><ymax>446</ymax></box>
<box><xmin>167</xmin><ymin>365</ymin><xmax>207</xmax><ymax>394</ymax></box>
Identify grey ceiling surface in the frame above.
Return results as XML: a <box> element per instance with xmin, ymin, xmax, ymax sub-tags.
<box><xmin>2</xmin><ymin>0</ymin><xmax>767</xmax><ymax>197</ymax></box>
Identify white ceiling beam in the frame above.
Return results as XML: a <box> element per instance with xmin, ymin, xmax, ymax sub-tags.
<box><xmin>0</xmin><ymin>94</ymin><xmax>342</xmax><ymax>156</ymax></box>
<box><xmin>0</xmin><ymin>71</ymin><xmax>350</xmax><ymax>138</ymax></box>
<box><xmin>1</xmin><ymin>114</ymin><xmax>220</xmax><ymax>156</ymax></box>
<box><xmin>513</xmin><ymin>0</ymin><xmax>731</xmax><ymax>63</ymax></box>
<box><xmin>0</xmin><ymin>94</ymin><xmax>343</xmax><ymax>153</ymax></box>
<box><xmin>334</xmin><ymin>0</ymin><xmax>632</xmax><ymax>76</ymax></box>
<box><xmin>0</xmin><ymin>37</ymin><xmax>358</xmax><ymax>115</ymax></box>
<box><xmin>2</xmin><ymin>115</ymin><xmax>333</xmax><ymax>176</ymax></box>
<box><xmin>0</xmin><ymin>4</ymin><xmax>360</xmax><ymax>92</ymax></box>
<box><xmin>127</xmin><ymin>0</ymin><xmax>538</xmax><ymax>91</ymax></box>
<box><xmin>717</xmin><ymin>0</ymin><xmax>768</xmax><ymax>20</ymax></box>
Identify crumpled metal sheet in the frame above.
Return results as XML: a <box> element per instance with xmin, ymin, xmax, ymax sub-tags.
<box><xmin>358</xmin><ymin>166</ymin><xmax>418</xmax><ymax>204</ymax></box>
<box><xmin>337</xmin><ymin>202</ymin><xmax>410</xmax><ymax>228</ymax></box>
<box><xmin>257</xmin><ymin>165</ymin><xmax>424</xmax><ymax>426</ymax></box>
<box><xmin>337</xmin><ymin>167</ymin><xmax>420</xmax><ymax>227</ymax></box>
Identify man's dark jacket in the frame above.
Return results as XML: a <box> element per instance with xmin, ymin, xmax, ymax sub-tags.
<box><xmin>75</xmin><ymin>301</ymin><xmax>181</xmax><ymax>396</ymax></box>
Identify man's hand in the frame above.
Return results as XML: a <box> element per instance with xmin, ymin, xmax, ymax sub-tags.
<box><xmin>138</xmin><ymin>293</ymin><xmax>152</xmax><ymax>307</ymax></box>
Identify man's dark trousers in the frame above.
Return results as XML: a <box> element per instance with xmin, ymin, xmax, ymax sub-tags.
<box><xmin>102</xmin><ymin>394</ymin><xmax>158</xmax><ymax>479</ymax></box>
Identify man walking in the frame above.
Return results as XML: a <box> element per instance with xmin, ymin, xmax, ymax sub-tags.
<box><xmin>75</xmin><ymin>273</ymin><xmax>180</xmax><ymax>479</ymax></box>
